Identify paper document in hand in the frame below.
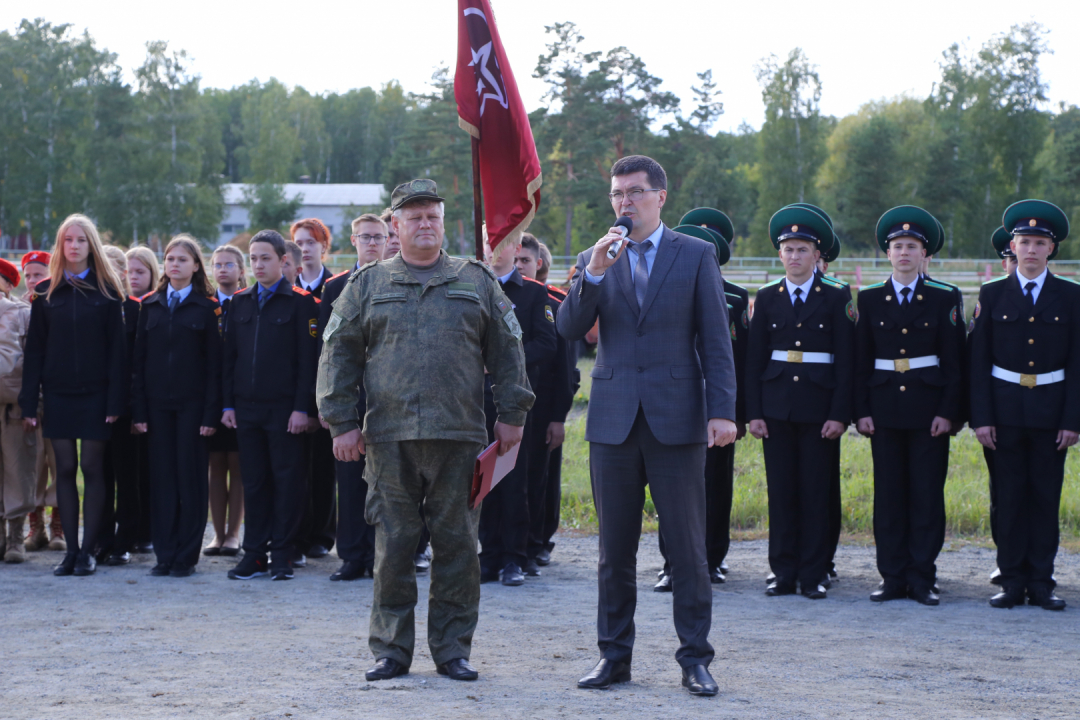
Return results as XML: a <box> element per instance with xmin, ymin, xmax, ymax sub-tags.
<box><xmin>469</xmin><ymin>440</ymin><xmax>520</xmax><ymax>509</ymax></box>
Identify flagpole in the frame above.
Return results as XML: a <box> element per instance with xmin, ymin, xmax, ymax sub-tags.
<box><xmin>471</xmin><ymin>137</ymin><xmax>484</xmax><ymax>261</ymax></box>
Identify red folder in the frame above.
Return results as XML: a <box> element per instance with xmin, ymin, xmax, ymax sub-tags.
<box><xmin>470</xmin><ymin>440</ymin><xmax>520</xmax><ymax>509</ymax></box>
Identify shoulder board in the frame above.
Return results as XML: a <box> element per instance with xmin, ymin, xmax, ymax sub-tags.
<box><xmin>984</xmin><ymin>275</ymin><xmax>1008</xmax><ymax>285</ymax></box>
<box><xmin>862</xmin><ymin>282</ymin><xmax>886</xmax><ymax>290</ymax></box>
<box><xmin>466</xmin><ymin>257</ymin><xmax>497</xmax><ymax>279</ymax></box>
<box><xmin>726</xmin><ymin>303</ymin><xmax>733</xmax><ymax>311</ymax></box>
<box><xmin>293</xmin><ymin>287</ymin><xmax>311</xmax><ymax>296</ymax></box>
<box><xmin>1056</xmin><ymin>275</ymin><xmax>1080</xmax><ymax>286</ymax></box>
<box><xmin>209</xmin><ymin>295</ymin><xmax>220</xmax><ymax>304</ymax></box>
<box><xmin>760</xmin><ymin>277</ymin><xmax>784</xmax><ymax>289</ymax></box>
<box><xmin>825</xmin><ymin>276</ymin><xmax>849</xmax><ymax>286</ymax></box>
<box><xmin>819</xmin><ymin>276</ymin><xmax>845</xmax><ymax>289</ymax></box>
<box><xmin>546</xmin><ymin>292</ymin><xmax>563</xmax><ymax>304</ymax></box>
<box><xmin>138</xmin><ymin>291</ymin><xmax>154</xmax><ymax>302</ymax></box>
<box><xmin>523</xmin><ymin>276</ymin><xmax>545</xmax><ymax>287</ymax></box>
<box><xmin>927</xmin><ymin>277</ymin><xmax>959</xmax><ymax>289</ymax></box>
<box><xmin>129</xmin><ymin>295</ymin><xmax>142</xmax><ymax>303</ymax></box>
<box><xmin>546</xmin><ymin>284</ymin><xmax>567</xmax><ymax>298</ymax></box>
<box><xmin>922</xmin><ymin>279</ymin><xmax>953</xmax><ymax>292</ymax></box>
<box><xmin>358</xmin><ymin>260</ymin><xmax>379</xmax><ymax>273</ymax></box>
<box><xmin>724</xmin><ymin>280</ymin><xmax>746</xmax><ymax>292</ymax></box>
<box><xmin>724</xmin><ymin>291</ymin><xmax>744</xmax><ymax>302</ymax></box>
<box><xmin>330</xmin><ymin>270</ymin><xmax>351</xmax><ymax>281</ymax></box>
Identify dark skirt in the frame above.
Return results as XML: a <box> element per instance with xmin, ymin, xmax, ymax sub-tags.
<box><xmin>207</xmin><ymin>423</ymin><xmax>239</xmax><ymax>453</ymax></box>
<box><xmin>42</xmin><ymin>391</ymin><xmax>110</xmax><ymax>441</ymax></box>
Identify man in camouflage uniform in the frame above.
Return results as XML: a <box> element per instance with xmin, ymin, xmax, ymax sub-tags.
<box><xmin>317</xmin><ymin>179</ymin><xmax>533</xmax><ymax>682</ymax></box>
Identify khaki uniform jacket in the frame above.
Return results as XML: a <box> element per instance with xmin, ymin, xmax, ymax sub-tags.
<box><xmin>317</xmin><ymin>250</ymin><xmax>534</xmax><ymax>443</ymax></box>
<box><xmin>0</xmin><ymin>294</ymin><xmax>31</xmax><ymax>409</ymax></box>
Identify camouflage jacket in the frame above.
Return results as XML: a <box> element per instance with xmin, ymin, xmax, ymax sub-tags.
<box><xmin>317</xmin><ymin>250</ymin><xmax>534</xmax><ymax>443</ymax></box>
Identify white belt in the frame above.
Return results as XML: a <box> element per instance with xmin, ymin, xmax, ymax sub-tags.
<box><xmin>991</xmin><ymin>365</ymin><xmax>1065</xmax><ymax>388</ymax></box>
<box><xmin>874</xmin><ymin>355</ymin><xmax>939</xmax><ymax>373</ymax></box>
<box><xmin>771</xmin><ymin>350</ymin><xmax>834</xmax><ymax>364</ymax></box>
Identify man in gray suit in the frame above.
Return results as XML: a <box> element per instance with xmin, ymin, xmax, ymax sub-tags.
<box><xmin>557</xmin><ymin>155</ymin><xmax>737</xmax><ymax>697</ymax></box>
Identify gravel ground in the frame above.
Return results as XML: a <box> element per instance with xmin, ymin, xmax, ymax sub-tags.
<box><xmin>3</xmin><ymin>528</ymin><xmax>1079</xmax><ymax>720</ymax></box>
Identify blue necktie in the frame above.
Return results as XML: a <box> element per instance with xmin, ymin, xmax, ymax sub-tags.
<box><xmin>259</xmin><ymin>288</ymin><xmax>270</xmax><ymax>310</ymax></box>
<box><xmin>632</xmin><ymin>240</ymin><xmax>652</xmax><ymax>308</ymax></box>
<box><xmin>169</xmin><ymin>292</ymin><xmax>179</xmax><ymax>314</ymax></box>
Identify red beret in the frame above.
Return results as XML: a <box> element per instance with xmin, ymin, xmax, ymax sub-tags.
<box><xmin>0</xmin><ymin>258</ymin><xmax>20</xmax><ymax>288</ymax></box>
<box><xmin>21</xmin><ymin>251</ymin><xmax>50</xmax><ymax>269</ymax></box>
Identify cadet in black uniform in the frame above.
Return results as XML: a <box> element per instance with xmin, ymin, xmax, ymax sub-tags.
<box><xmin>318</xmin><ymin>213</ymin><xmax>385</xmax><ymax>582</ymax></box>
<box><xmin>19</xmin><ymin>214</ymin><xmax>128</xmax><ymax>577</ymax></box>
<box><xmin>970</xmin><ymin>200</ymin><xmax>1077</xmax><ymax>611</ymax></box>
<box><xmin>854</xmin><ymin>207</ymin><xmax>963</xmax><ymax>606</ymax></box>
<box><xmin>222</xmin><ymin>230</ymin><xmax>320</xmax><ymax>581</ymax></box>
<box><xmin>746</xmin><ymin>206</ymin><xmax>853</xmax><ymax>600</ymax></box>
<box><xmin>132</xmin><ymin>236</ymin><xmax>222</xmax><ymax>577</ymax></box>
<box><xmin>478</xmin><ymin>235</ymin><xmax>558</xmax><ymax>585</ymax></box>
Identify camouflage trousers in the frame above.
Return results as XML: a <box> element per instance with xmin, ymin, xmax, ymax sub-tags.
<box><xmin>364</xmin><ymin>439</ymin><xmax>484</xmax><ymax>668</ymax></box>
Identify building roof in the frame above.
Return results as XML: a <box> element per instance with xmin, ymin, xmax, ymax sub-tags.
<box><xmin>223</xmin><ymin>183</ymin><xmax>386</xmax><ymax>207</ymax></box>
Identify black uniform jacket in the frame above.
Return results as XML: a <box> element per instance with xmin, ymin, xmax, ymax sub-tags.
<box><xmin>131</xmin><ymin>290</ymin><xmax>223</xmax><ymax>427</ymax></box>
<box><xmin>19</xmin><ymin>270</ymin><xmax>127</xmax><ymax>418</ymax></box>
<box><xmin>318</xmin><ymin>267</ymin><xmax>365</xmax><ymax>419</ymax></box>
<box><xmin>534</xmin><ymin>285</ymin><xmax>575</xmax><ymax>424</ymax></box>
<box><xmin>296</xmin><ymin>265</ymin><xmax>335</xmax><ymax>300</ymax></box>
<box><xmin>745</xmin><ymin>274</ymin><xmax>854</xmax><ymax>425</ymax></box>
<box><xmin>969</xmin><ymin>271</ymin><xmax>1080</xmax><ymax>432</ymax></box>
<box><xmin>499</xmin><ymin>269</ymin><xmax>558</xmax><ymax>389</ymax></box>
<box><xmin>223</xmin><ymin>279</ymin><xmax>320</xmax><ymax>414</ymax></box>
<box><xmin>725</xmin><ymin>280</ymin><xmax>749</xmax><ymax>426</ymax></box>
<box><xmin>854</xmin><ymin>277</ymin><xmax>963</xmax><ymax>429</ymax></box>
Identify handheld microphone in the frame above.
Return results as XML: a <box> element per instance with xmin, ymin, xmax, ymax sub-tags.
<box><xmin>607</xmin><ymin>216</ymin><xmax>633</xmax><ymax>259</ymax></box>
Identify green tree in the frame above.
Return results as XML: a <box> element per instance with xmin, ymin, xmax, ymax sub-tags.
<box><xmin>243</xmin><ymin>183</ymin><xmax>303</xmax><ymax>234</ymax></box>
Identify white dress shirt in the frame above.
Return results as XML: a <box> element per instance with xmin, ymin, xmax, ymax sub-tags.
<box><xmin>784</xmin><ymin>276</ymin><xmax>815</xmax><ymax>305</ymax></box>
<box><xmin>1016</xmin><ymin>266</ymin><xmax>1048</xmax><ymax>304</ymax></box>
<box><xmin>584</xmin><ymin>222</ymin><xmax>665</xmax><ymax>284</ymax></box>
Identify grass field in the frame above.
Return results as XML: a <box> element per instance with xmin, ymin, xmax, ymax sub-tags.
<box><xmin>559</xmin><ymin>357</ymin><xmax>1080</xmax><ymax>545</ymax></box>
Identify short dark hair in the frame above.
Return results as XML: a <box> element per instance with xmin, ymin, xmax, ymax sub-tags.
<box><xmin>519</xmin><ymin>232</ymin><xmax>541</xmax><ymax>257</ymax></box>
<box><xmin>285</xmin><ymin>240</ymin><xmax>302</xmax><ymax>265</ymax></box>
<box><xmin>250</xmin><ymin>229</ymin><xmax>287</xmax><ymax>258</ymax></box>
<box><xmin>610</xmin><ymin>155</ymin><xmax>667</xmax><ymax>191</ymax></box>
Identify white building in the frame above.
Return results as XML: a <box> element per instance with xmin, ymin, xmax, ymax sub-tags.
<box><xmin>218</xmin><ymin>183</ymin><xmax>386</xmax><ymax>246</ymax></box>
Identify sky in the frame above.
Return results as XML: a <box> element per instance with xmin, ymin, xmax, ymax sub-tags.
<box><xmin>9</xmin><ymin>0</ymin><xmax>1080</xmax><ymax>133</ymax></box>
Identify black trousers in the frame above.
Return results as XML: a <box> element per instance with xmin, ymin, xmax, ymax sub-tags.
<box><xmin>299</xmin><ymin>427</ymin><xmax>337</xmax><ymax>552</ymax></box>
<box><xmin>525</xmin><ymin>404</ymin><xmax>554</xmax><ymax>559</ymax></box>
<box><xmin>762</xmin><ymin>419</ymin><xmax>836</xmax><ymax>589</ymax></box>
<box><xmin>993</xmin><ymin>425</ymin><xmax>1066</xmax><ymax>592</ymax></box>
<box><xmin>541</xmin><ymin>444</ymin><xmax>563</xmax><ymax>550</ymax></box>
<box><xmin>235</xmin><ymin>403</ymin><xmax>306</xmax><ymax>566</ymax></box>
<box><xmin>983</xmin><ymin>447</ymin><xmax>998</xmax><ymax>545</ymax></box>
<box><xmin>827</xmin><ymin>437</ymin><xmax>842</xmax><ymax>573</ymax></box>
<box><xmin>870</xmin><ymin>426</ymin><xmax>948</xmax><ymax>590</ymax></box>
<box><xmin>147</xmin><ymin>404</ymin><xmax>209</xmax><ymax>568</ymax></box>
<box><xmin>658</xmin><ymin>442</ymin><xmax>734</xmax><ymax>573</ymax></box>
<box><xmin>478</xmin><ymin>412</ymin><xmax>532</xmax><ymax>571</ymax></box>
<box><xmin>101</xmin><ymin>418</ymin><xmax>148</xmax><ymax>554</ymax></box>
<box><xmin>590</xmin><ymin>408</ymin><xmax>712</xmax><ymax>669</ymax></box>
<box><xmin>335</xmin><ymin>455</ymin><xmax>375</xmax><ymax>565</ymax></box>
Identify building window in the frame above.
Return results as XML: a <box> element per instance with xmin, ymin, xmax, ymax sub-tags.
<box><xmin>221</xmin><ymin>224</ymin><xmax>245</xmax><ymax>234</ymax></box>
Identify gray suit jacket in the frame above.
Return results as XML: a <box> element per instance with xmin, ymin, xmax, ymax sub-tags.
<box><xmin>557</xmin><ymin>225</ymin><xmax>736</xmax><ymax>445</ymax></box>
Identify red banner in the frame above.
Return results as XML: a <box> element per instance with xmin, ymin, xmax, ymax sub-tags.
<box><xmin>454</xmin><ymin>0</ymin><xmax>542</xmax><ymax>257</ymax></box>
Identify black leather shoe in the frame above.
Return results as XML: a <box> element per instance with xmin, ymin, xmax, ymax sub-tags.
<box><xmin>827</xmin><ymin>567</ymin><xmax>838</xmax><ymax>581</ymax></box>
<box><xmin>73</xmin><ymin>552</ymin><xmax>96</xmax><ymax>576</ymax></box>
<box><xmin>1028</xmin><ymin>588</ymin><xmax>1067</xmax><ymax>611</ymax></box>
<box><xmin>709</xmin><ymin>567</ymin><xmax>726</xmax><ymax>584</ymax></box>
<box><xmin>414</xmin><ymin>550</ymin><xmax>431</xmax><ymax>573</ymax></box>
<box><xmin>291</xmin><ymin>552</ymin><xmax>307</xmax><ymax>568</ymax></box>
<box><xmin>330</xmin><ymin>560</ymin><xmax>367</xmax><ymax>581</ymax></box>
<box><xmin>765</xmin><ymin>571</ymin><xmax>777</xmax><ymax>584</ymax></box>
<box><xmin>170</xmin><ymin>564</ymin><xmax>195</xmax><ymax>578</ymax></box>
<box><xmin>819</xmin><ymin>575</ymin><xmax>832</xmax><ymax>590</ymax></box>
<box><xmin>870</xmin><ymin>584</ymin><xmax>907</xmax><ymax>602</ymax></box>
<box><xmin>654</xmin><ymin>573</ymin><xmax>673</xmax><ymax>592</ymax></box>
<box><xmin>150</xmin><ymin>563</ymin><xmax>172</xmax><ymax>577</ymax></box>
<box><xmin>682</xmin><ymin>664</ymin><xmax>718</xmax><ymax>696</ymax></box>
<box><xmin>202</xmin><ymin>545</ymin><xmax>221</xmax><ymax>557</ymax></box>
<box><xmin>990</xmin><ymin>587</ymin><xmax>1025</xmax><ymax>609</ymax></box>
<box><xmin>436</xmin><ymin>658</ymin><xmax>479</xmax><ymax>681</ymax></box>
<box><xmin>365</xmin><ymin>658</ymin><xmax>407</xmax><ymax>681</ymax></box>
<box><xmin>909</xmin><ymin>586</ymin><xmax>940</xmax><ymax>606</ymax></box>
<box><xmin>577</xmin><ymin>659</ymin><xmax>631</xmax><ymax>689</ymax></box>
<box><xmin>523</xmin><ymin>558</ymin><xmax>541</xmax><ymax>577</ymax></box>
<box><xmin>133</xmin><ymin>542</ymin><xmax>153</xmax><ymax>554</ymax></box>
<box><xmin>765</xmin><ymin>581</ymin><xmax>796</xmax><ymax>597</ymax></box>
<box><xmin>480</xmin><ymin>567</ymin><xmax>499</xmax><ymax>584</ymax></box>
<box><xmin>500</xmin><ymin>563</ymin><xmax>525</xmax><ymax>586</ymax></box>
<box><xmin>989</xmin><ymin>567</ymin><xmax>1003</xmax><ymax>585</ymax></box>
<box><xmin>535</xmin><ymin>548</ymin><xmax>552</xmax><ymax>566</ymax></box>
<box><xmin>106</xmin><ymin>551</ymin><xmax>131</xmax><ymax>566</ymax></box>
<box><xmin>801</xmin><ymin>584</ymin><xmax>827</xmax><ymax>600</ymax></box>
<box><xmin>306</xmin><ymin>544</ymin><xmax>329</xmax><ymax>559</ymax></box>
<box><xmin>53</xmin><ymin>553</ymin><xmax>77</xmax><ymax>576</ymax></box>
<box><xmin>719</xmin><ymin>560</ymin><xmax>729</xmax><ymax>574</ymax></box>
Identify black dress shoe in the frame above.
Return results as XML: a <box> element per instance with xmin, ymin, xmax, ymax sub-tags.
<box><xmin>414</xmin><ymin>551</ymin><xmax>431</xmax><ymax>573</ymax></box>
<box><xmin>1028</xmin><ymin>588</ymin><xmax>1067</xmax><ymax>611</ymax></box>
<box><xmin>106</xmin><ymin>551</ymin><xmax>131</xmax><ymax>566</ymax></box>
<box><xmin>719</xmin><ymin>560</ymin><xmax>730</xmax><ymax>574</ymax></box>
<box><xmin>73</xmin><ymin>552</ymin><xmax>96</xmax><ymax>576</ymax></box>
<box><xmin>219</xmin><ymin>544</ymin><xmax>240</xmax><ymax>557</ymax></box>
<box><xmin>170</xmin><ymin>564</ymin><xmax>195</xmax><ymax>578</ymax></box>
<box><xmin>682</xmin><ymin>664</ymin><xmax>718</xmax><ymax>696</ymax></box>
<box><xmin>291</xmin><ymin>552</ymin><xmax>307</xmax><ymax>568</ymax></box>
<box><xmin>654</xmin><ymin>573</ymin><xmax>673</xmax><ymax>592</ymax></box>
<box><xmin>819</xmin><ymin>575</ymin><xmax>832</xmax><ymax>590</ymax></box>
<box><xmin>765</xmin><ymin>571</ymin><xmax>777</xmax><ymax>584</ymax></box>
<box><xmin>989</xmin><ymin>567</ymin><xmax>1003</xmax><ymax>585</ymax></box>
<box><xmin>330</xmin><ymin>560</ymin><xmax>367</xmax><ymax>581</ymax></box>
<box><xmin>133</xmin><ymin>542</ymin><xmax>153</xmax><ymax>554</ymax></box>
<box><xmin>908</xmin><ymin>586</ymin><xmax>940</xmax><ymax>606</ymax></box>
<box><xmin>828</xmin><ymin>567</ymin><xmax>839</xmax><ymax>580</ymax></box>
<box><xmin>801</xmin><ymin>584</ymin><xmax>827</xmax><ymax>600</ymax></box>
<box><xmin>765</xmin><ymin>581</ymin><xmax>796</xmax><ymax>597</ymax></box>
<box><xmin>500</xmin><ymin>562</ymin><xmax>525</xmax><ymax>586</ymax></box>
<box><xmin>709</xmin><ymin>567</ymin><xmax>726</xmax><ymax>584</ymax></box>
<box><xmin>577</xmin><ymin>658</ymin><xmax>631</xmax><ymax>689</ymax></box>
<box><xmin>535</xmin><ymin>548</ymin><xmax>552</xmax><ymax>566</ymax></box>
<box><xmin>150</xmin><ymin>563</ymin><xmax>172</xmax><ymax>577</ymax></box>
<box><xmin>53</xmin><ymin>553</ymin><xmax>77</xmax><ymax>576</ymax></box>
<box><xmin>990</xmin><ymin>587</ymin><xmax>1025</xmax><ymax>609</ymax></box>
<box><xmin>480</xmin><ymin>567</ymin><xmax>500</xmax><ymax>584</ymax></box>
<box><xmin>306</xmin><ymin>544</ymin><xmax>329</xmax><ymax>559</ymax></box>
<box><xmin>365</xmin><ymin>657</ymin><xmax>407</xmax><ymax>681</ymax></box>
<box><xmin>436</xmin><ymin>658</ymin><xmax>479</xmax><ymax>681</ymax></box>
<box><xmin>870</xmin><ymin>584</ymin><xmax>908</xmax><ymax>602</ymax></box>
<box><xmin>202</xmin><ymin>545</ymin><xmax>221</xmax><ymax>557</ymax></box>
<box><xmin>523</xmin><ymin>558</ymin><xmax>541</xmax><ymax>577</ymax></box>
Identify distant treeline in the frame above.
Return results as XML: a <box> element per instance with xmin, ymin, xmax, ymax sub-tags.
<box><xmin>1</xmin><ymin>19</ymin><xmax>1077</xmax><ymax>258</ymax></box>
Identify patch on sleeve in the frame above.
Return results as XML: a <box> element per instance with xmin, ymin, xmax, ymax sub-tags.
<box><xmin>504</xmin><ymin>309</ymin><xmax>523</xmax><ymax>340</ymax></box>
<box><xmin>309</xmin><ymin>318</ymin><xmax>318</xmax><ymax>337</ymax></box>
<box><xmin>845</xmin><ymin>300</ymin><xmax>858</xmax><ymax>323</ymax></box>
<box><xmin>214</xmin><ymin>306</ymin><xmax>223</xmax><ymax>317</ymax></box>
<box><xmin>730</xmin><ymin>321</ymin><xmax>737</xmax><ymax>340</ymax></box>
<box><xmin>741</xmin><ymin>307</ymin><xmax>749</xmax><ymax>329</ymax></box>
<box><xmin>973</xmin><ymin>301</ymin><xmax>981</xmax><ymax>319</ymax></box>
<box><xmin>323</xmin><ymin>312</ymin><xmax>342</xmax><ymax>342</ymax></box>
<box><xmin>950</xmin><ymin>306</ymin><xmax>958</xmax><ymax>326</ymax></box>
<box><xmin>545</xmin><ymin>304</ymin><xmax>555</xmax><ymax>323</ymax></box>
<box><xmin>496</xmin><ymin>298</ymin><xmax>510</xmax><ymax>314</ymax></box>
<box><xmin>968</xmin><ymin>317</ymin><xmax>976</xmax><ymax>333</ymax></box>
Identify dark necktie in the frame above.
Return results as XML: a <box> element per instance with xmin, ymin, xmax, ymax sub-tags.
<box><xmin>168</xmin><ymin>292</ymin><xmax>179</xmax><ymax>314</ymax></box>
<box><xmin>1025</xmin><ymin>281</ymin><xmax>1037</xmax><ymax>306</ymax></box>
<box><xmin>258</xmin><ymin>288</ymin><xmax>270</xmax><ymax>310</ymax></box>
<box><xmin>793</xmin><ymin>286</ymin><xmax>804</xmax><ymax>314</ymax></box>
<box><xmin>899</xmin><ymin>287</ymin><xmax>911</xmax><ymax>305</ymax></box>
<box><xmin>633</xmin><ymin>240</ymin><xmax>653</xmax><ymax>308</ymax></box>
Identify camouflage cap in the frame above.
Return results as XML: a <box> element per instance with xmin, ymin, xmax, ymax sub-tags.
<box><xmin>391</xmin><ymin>178</ymin><xmax>446</xmax><ymax>211</ymax></box>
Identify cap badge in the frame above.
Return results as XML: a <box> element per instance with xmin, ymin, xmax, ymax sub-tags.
<box><xmin>791</xmin><ymin>225</ymin><xmax>799</xmax><ymax>233</ymax></box>
<box><xmin>1029</xmin><ymin>219</ymin><xmax>1038</xmax><ymax>227</ymax></box>
<box><xmin>903</xmin><ymin>223</ymin><xmax>910</xmax><ymax>231</ymax></box>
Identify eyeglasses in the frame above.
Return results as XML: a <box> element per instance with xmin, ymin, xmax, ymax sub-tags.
<box><xmin>608</xmin><ymin>188</ymin><xmax>662</xmax><ymax>203</ymax></box>
<box><xmin>213</xmin><ymin>262</ymin><xmax>238</xmax><ymax>270</ymax></box>
<box><xmin>352</xmin><ymin>234</ymin><xmax>387</xmax><ymax>245</ymax></box>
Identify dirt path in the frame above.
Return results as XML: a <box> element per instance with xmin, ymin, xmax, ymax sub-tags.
<box><xmin>4</xmin><ymin>529</ymin><xmax>1079</xmax><ymax>720</ymax></box>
